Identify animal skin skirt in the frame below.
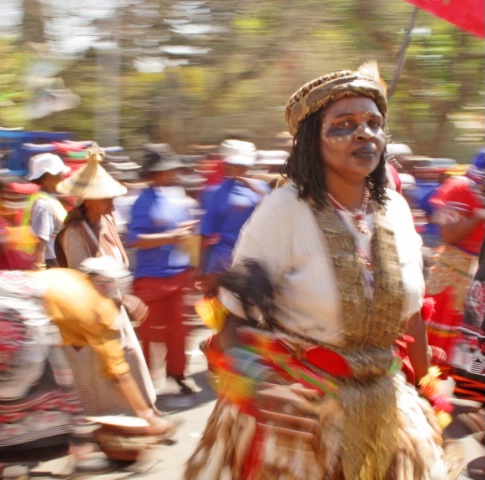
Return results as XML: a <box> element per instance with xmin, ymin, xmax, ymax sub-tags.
<box><xmin>184</xmin><ymin>373</ymin><xmax>449</xmax><ymax>480</ymax></box>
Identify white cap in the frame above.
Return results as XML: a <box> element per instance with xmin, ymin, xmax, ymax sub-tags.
<box><xmin>79</xmin><ymin>256</ymin><xmax>130</xmax><ymax>279</ymax></box>
<box><xmin>220</xmin><ymin>139</ymin><xmax>257</xmax><ymax>167</ymax></box>
<box><xmin>25</xmin><ymin>153</ymin><xmax>71</xmax><ymax>181</ymax></box>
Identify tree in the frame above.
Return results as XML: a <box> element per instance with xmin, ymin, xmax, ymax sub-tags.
<box><xmin>1</xmin><ymin>0</ymin><xmax>483</xmax><ymax>160</ymax></box>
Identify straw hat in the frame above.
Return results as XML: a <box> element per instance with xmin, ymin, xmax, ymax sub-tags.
<box><xmin>56</xmin><ymin>142</ymin><xmax>127</xmax><ymax>199</ymax></box>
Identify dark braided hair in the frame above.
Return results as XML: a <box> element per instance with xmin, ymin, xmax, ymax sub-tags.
<box><xmin>281</xmin><ymin>107</ymin><xmax>389</xmax><ymax>210</ymax></box>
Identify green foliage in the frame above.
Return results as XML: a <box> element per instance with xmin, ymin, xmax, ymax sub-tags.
<box><xmin>0</xmin><ymin>0</ymin><xmax>483</xmax><ymax>160</ymax></box>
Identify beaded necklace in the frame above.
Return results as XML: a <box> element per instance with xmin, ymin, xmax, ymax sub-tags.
<box><xmin>327</xmin><ymin>188</ymin><xmax>374</xmax><ymax>296</ymax></box>
<box><xmin>327</xmin><ymin>188</ymin><xmax>370</xmax><ymax>235</ymax></box>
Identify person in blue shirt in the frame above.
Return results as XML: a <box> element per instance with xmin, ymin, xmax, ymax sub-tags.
<box><xmin>127</xmin><ymin>144</ymin><xmax>199</xmax><ymax>394</ymax></box>
<box><xmin>197</xmin><ymin>139</ymin><xmax>269</xmax><ymax>291</ymax></box>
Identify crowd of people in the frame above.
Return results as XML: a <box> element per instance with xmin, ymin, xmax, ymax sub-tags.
<box><xmin>0</xmin><ymin>60</ymin><xmax>483</xmax><ymax>478</ymax></box>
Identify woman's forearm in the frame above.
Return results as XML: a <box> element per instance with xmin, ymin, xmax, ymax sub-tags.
<box><xmin>33</xmin><ymin>240</ymin><xmax>47</xmax><ymax>268</ymax></box>
<box><xmin>440</xmin><ymin>213</ymin><xmax>483</xmax><ymax>245</ymax></box>
<box><xmin>405</xmin><ymin>312</ymin><xmax>430</xmax><ymax>381</ymax></box>
<box><xmin>130</xmin><ymin>227</ymin><xmax>191</xmax><ymax>249</ymax></box>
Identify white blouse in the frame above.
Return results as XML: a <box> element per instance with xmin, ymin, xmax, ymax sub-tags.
<box><xmin>221</xmin><ymin>183</ymin><xmax>424</xmax><ymax>347</ymax></box>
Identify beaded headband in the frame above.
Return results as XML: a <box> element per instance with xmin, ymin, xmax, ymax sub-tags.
<box><xmin>285</xmin><ymin>62</ymin><xmax>388</xmax><ymax>136</ymax></box>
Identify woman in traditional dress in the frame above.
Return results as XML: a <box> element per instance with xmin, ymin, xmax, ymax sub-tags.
<box><xmin>185</xmin><ymin>63</ymin><xmax>451</xmax><ymax>479</ymax></box>
<box><xmin>54</xmin><ymin>143</ymin><xmax>157</xmax><ymax>417</ymax></box>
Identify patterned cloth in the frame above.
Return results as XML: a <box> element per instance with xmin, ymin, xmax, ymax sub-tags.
<box><xmin>449</xmin><ymin>237</ymin><xmax>485</xmax><ymax>402</ymax></box>
<box><xmin>0</xmin><ymin>271</ymin><xmax>83</xmax><ymax>449</ymax></box>
<box><xmin>56</xmin><ymin>209</ymin><xmax>128</xmax><ymax>270</ymax></box>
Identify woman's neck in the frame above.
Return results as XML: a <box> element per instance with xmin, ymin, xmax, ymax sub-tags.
<box><xmin>86</xmin><ymin>210</ymin><xmax>102</xmax><ymax>227</ymax></box>
<box><xmin>326</xmin><ymin>181</ymin><xmax>367</xmax><ymax>211</ymax></box>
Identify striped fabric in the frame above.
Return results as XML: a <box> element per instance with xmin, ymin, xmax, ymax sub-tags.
<box><xmin>0</xmin><ymin>272</ymin><xmax>83</xmax><ymax>449</ymax></box>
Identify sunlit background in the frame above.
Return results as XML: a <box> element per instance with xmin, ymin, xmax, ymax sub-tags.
<box><xmin>0</xmin><ymin>0</ymin><xmax>483</xmax><ymax>162</ymax></box>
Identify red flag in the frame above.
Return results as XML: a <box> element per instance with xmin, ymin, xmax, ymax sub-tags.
<box><xmin>404</xmin><ymin>0</ymin><xmax>484</xmax><ymax>38</ymax></box>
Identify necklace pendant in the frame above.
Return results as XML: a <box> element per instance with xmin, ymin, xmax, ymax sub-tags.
<box><xmin>355</xmin><ymin>218</ymin><xmax>369</xmax><ymax>235</ymax></box>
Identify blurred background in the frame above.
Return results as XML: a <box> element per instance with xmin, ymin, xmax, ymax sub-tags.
<box><xmin>0</xmin><ymin>0</ymin><xmax>483</xmax><ymax>161</ymax></box>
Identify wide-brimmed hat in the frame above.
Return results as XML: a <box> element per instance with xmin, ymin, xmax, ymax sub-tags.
<box><xmin>142</xmin><ymin>144</ymin><xmax>184</xmax><ymax>173</ymax></box>
<box><xmin>285</xmin><ymin>61</ymin><xmax>387</xmax><ymax>136</ymax></box>
<box><xmin>56</xmin><ymin>142</ymin><xmax>127</xmax><ymax>199</ymax></box>
<box><xmin>25</xmin><ymin>153</ymin><xmax>70</xmax><ymax>181</ymax></box>
<box><xmin>219</xmin><ymin>139</ymin><xmax>257</xmax><ymax>167</ymax></box>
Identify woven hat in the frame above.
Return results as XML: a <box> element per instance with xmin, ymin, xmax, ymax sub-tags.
<box><xmin>219</xmin><ymin>139</ymin><xmax>257</xmax><ymax>167</ymax></box>
<box><xmin>25</xmin><ymin>153</ymin><xmax>70</xmax><ymax>181</ymax></box>
<box><xmin>56</xmin><ymin>142</ymin><xmax>127</xmax><ymax>199</ymax></box>
<box><xmin>285</xmin><ymin>61</ymin><xmax>387</xmax><ymax>136</ymax></box>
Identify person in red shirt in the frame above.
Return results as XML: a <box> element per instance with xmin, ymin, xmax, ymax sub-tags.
<box><xmin>425</xmin><ymin>149</ymin><xmax>485</xmax><ymax>360</ymax></box>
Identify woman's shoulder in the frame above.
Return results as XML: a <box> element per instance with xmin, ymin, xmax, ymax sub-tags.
<box><xmin>262</xmin><ymin>182</ymin><xmax>301</xmax><ymax>207</ymax></box>
<box><xmin>385</xmin><ymin>188</ymin><xmax>408</xmax><ymax>205</ymax></box>
<box><xmin>386</xmin><ymin>188</ymin><xmax>418</xmax><ymax>207</ymax></box>
<box><xmin>246</xmin><ymin>182</ymin><xmax>310</xmax><ymax>230</ymax></box>
<box><xmin>383</xmin><ymin>189</ymin><xmax>414</xmax><ymax>218</ymax></box>
<box><xmin>31</xmin><ymin>196</ymin><xmax>55</xmax><ymax>212</ymax></box>
<box><xmin>252</xmin><ymin>183</ymin><xmax>304</xmax><ymax>216</ymax></box>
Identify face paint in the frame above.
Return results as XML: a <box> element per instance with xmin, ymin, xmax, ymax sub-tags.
<box><xmin>318</xmin><ymin>96</ymin><xmax>387</xmax><ymax>182</ymax></box>
<box><xmin>323</xmin><ymin>110</ymin><xmax>384</xmax><ymax>140</ymax></box>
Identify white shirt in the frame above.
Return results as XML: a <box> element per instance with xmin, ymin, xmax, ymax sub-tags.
<box><xmin>221</xmin><ymin>183</ymin><xmax>424</xmax><ymax>347</ymax></box>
